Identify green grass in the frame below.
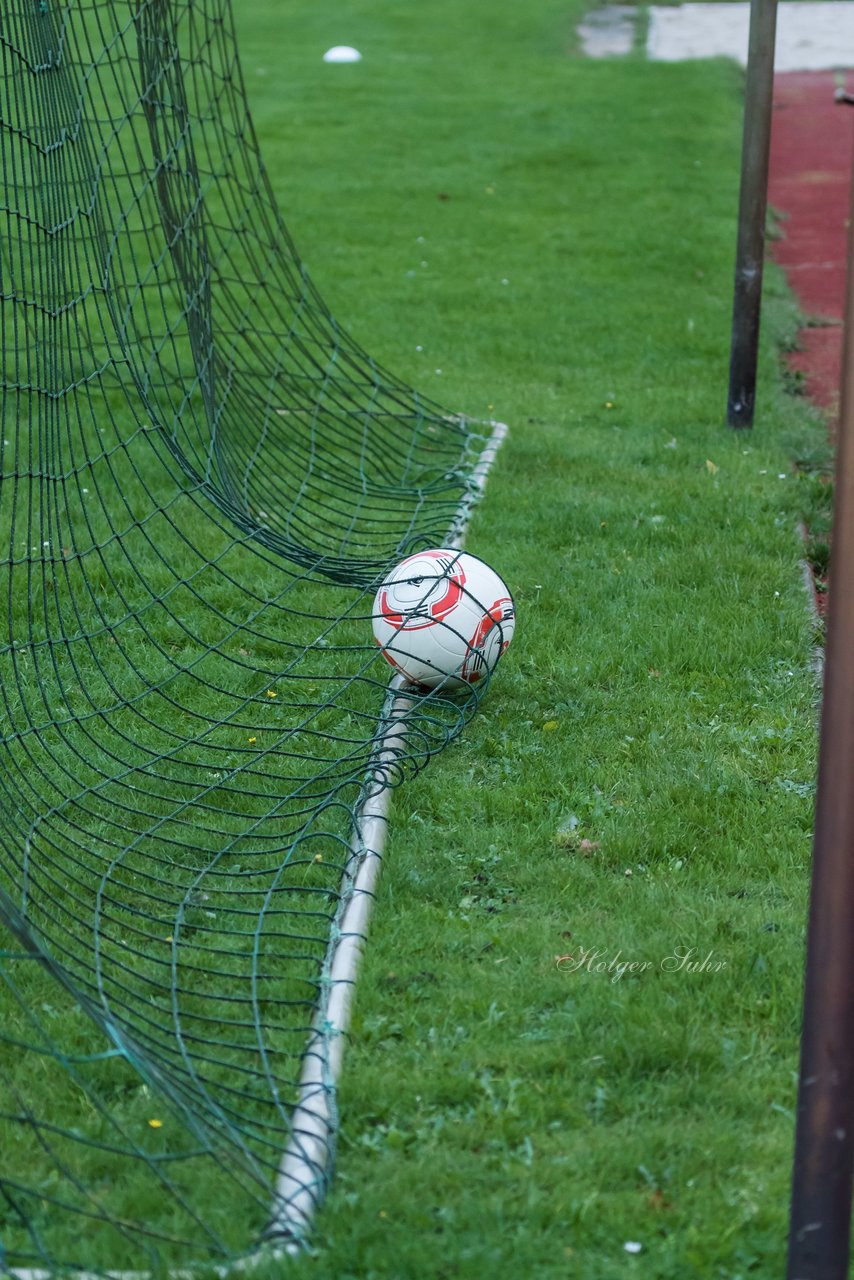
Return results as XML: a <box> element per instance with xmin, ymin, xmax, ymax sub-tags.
<box><xmin>0</xmin><ymin>0</ymin><xmax>833</xmax><ymax>1275</ymax></box>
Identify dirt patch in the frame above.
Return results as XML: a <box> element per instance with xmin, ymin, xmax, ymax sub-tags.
<box><xmin>769</xmin><ymin>70</ymin><xmax>854</xmax><ymax>424</ymax></box>
<box><xmin>768</xmin><ymin>70</ymin><xmax>854</xmax><ymax>616</ymax></box>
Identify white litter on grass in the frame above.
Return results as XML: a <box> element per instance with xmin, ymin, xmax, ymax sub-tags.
<box><xmin>647</xmin><ymin>2</ymin><xmax>854</xmax><ymax>70</ymax></box>
<box><xmin>623</xmin><ymin>1241</ymin><xmax>643</xmax><ymax>1254</ymax></box>
<box><xmin>322</xmin><ymin>45</ymin><xmax>362</xmax><ymax>63</ymax></box>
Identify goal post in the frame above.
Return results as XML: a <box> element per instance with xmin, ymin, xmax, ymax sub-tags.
<box><xmin>727</xmin><ymin>0</ymin><xmax>778</xmax><ymax>428</ymax></box>
<box><xmin>786</xmin><ymin>136</ymin><xmax>854</xmax><ymax>1280</ymax></box>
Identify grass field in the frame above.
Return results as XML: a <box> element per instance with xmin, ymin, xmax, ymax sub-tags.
<box><xmin>0</xmin><ymin>0</ymin><xmax>833</xmax><ymax>1276</ymax></box>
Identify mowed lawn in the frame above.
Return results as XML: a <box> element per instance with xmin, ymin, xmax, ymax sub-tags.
<box><xmin>240</xmin><ymin>3</ymin><xmax>826</xmax><ymax>1278</ymax></box>
<box><xmin>4</xmin><ymin>0</ymin><xmax>830</xmax><ymax>1276</ymax></box>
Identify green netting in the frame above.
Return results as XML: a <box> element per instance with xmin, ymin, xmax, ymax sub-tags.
<box><xmin>0</xmin><ymin>2</ymin><xmax>500</xmax><ymax>1272</ymax></box>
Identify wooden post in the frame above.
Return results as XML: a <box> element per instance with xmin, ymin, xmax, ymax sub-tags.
<box><xmin>786</xmin><ymin>124</ymin><xmax>854</xmax><ymax>1280</ymax></box>
<box><xmin>726</xmin><ymin>0</ymin><xmax>778</xmax><ymax>428</ymax></box>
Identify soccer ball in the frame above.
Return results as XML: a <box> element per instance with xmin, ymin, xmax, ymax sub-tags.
<box><xmin>372</xmin><ymin>548</ymin><xmax>515</xmax><ymax>691</ymax></box>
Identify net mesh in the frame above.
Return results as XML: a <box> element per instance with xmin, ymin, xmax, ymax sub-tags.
<box><xmin>0</xmin><ymin>1</ymin><xmax>497</xmax><ymax>1271</ymax></box>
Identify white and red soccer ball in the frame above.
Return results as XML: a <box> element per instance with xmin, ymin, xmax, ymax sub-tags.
<box><xmin>372</xmin><ymin>549</ymin><xmax>515</xmax><ymax>691</ymax></box>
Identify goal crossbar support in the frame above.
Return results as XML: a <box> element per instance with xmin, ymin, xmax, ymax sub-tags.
<box><xmin>264</xmin><ymin>418</ymin><xmax>508</xmax><ymax>1249</ymax></box>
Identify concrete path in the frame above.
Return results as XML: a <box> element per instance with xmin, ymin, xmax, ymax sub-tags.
<box><xmin>648</xmin><ymin>2</ymin><xmax>854</xmax><ymax>70</ymax></box>
<box><xmin>579</xmin><ymin>1</ymin><xmax>854</xmax><ymax>70</ymax></box>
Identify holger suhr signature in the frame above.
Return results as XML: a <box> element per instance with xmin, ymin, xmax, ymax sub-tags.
<box><xmin>555</xmin><ymin>945</ymin><xmax>728</xmax><ymax>983</ymax></box>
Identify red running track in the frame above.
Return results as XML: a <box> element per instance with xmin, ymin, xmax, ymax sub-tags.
<box><xmin>769</xmin><ymin>70</ymin><xmax>854</xmax><ymax>424</ymax></box>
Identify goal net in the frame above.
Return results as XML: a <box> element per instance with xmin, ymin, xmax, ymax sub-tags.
<box><xmin>0</xmin><ymin>1</ymin><xmax>499</xmax><ymax>1271</ymax></box>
